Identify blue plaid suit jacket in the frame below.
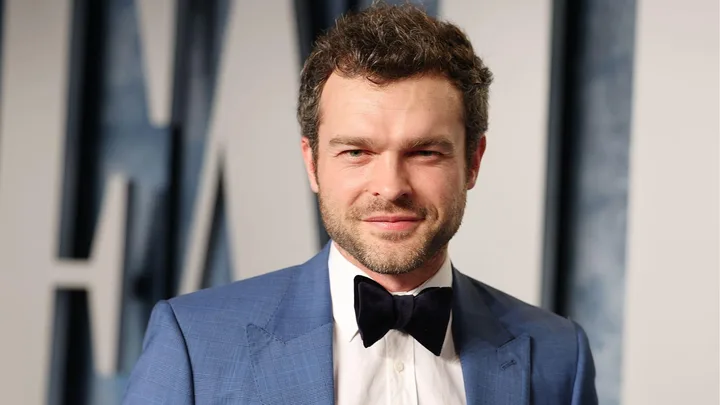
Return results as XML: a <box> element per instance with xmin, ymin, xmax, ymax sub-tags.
<box><xmin>123</xmin><ymin>244</ymin><xmax>598</xmax><ymax>404</ymax></box>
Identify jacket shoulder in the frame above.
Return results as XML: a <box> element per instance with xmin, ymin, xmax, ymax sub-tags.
<box><xmin>463</xmin><ymin>276</ymin><xmax>596</xmax><ymax>401</ymax></box>
<box><xmin>468</xmin><ymin>276</ymin><xmax>578</xmax><ymax>340</ymax></box>
<box><xmin>166</xmin><ymin>265</ymin><xmax>302</xmax><ymax>327</ymax></box>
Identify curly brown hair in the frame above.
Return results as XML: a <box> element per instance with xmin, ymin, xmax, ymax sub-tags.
<box><xmin>297</xmin><ymin>2</ymin><xmax>493</xmax><ymax>169</ymax></box>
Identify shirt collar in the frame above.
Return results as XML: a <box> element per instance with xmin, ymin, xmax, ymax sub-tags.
<box><xmin>328</xmin><ymin>241</ymin><xmax>454</xmax><ymax>343</ymax></box>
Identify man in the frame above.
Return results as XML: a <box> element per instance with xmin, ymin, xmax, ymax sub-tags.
<box><xmin>123</xmin><ymin>4</ymin><xmax>597</xmax><ymax>405</ymax></box>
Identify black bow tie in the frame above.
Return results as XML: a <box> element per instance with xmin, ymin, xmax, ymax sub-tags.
<box><xmin>353</xmin><ymin>275</ymin><xmax>453</xmax><ymax>356</ymax></box>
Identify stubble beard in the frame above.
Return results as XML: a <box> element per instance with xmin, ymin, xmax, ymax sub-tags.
<box><xmin>318</xmin><ymin>189</ymin><xmax>467</xmax><ymax>275</ymax></box>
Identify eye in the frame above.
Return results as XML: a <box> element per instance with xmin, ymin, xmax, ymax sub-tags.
<box><xmin>411</xmin><ymin>150</ymin><xmax>442</xmax><ymax>157</ymax></box>
<box><xmin>343</xmin><ymin>149</ymin><xmax>368</xmax><ymax>158</ymax></box>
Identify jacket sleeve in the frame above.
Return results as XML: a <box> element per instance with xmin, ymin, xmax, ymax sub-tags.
<box><xmin>122</xmin><ymin>300</ymin><xmax>195</xmax><ymax>405</ymax></box>
<box><xmin>571</xmin><ymin>321</ymin><xmax>599</xmax><ymax>405</ymax></box>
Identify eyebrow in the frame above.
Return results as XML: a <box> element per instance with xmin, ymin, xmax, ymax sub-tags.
<box><xmin>404</xmin><ymin>137</ymin><xmax>455</xmax><ymax>152</ymax></box>
<box><xmin>328</xmin><ymin>135</ymin><xmax>456</xmax><ymax>152</ymax></box>
<box><xmin>328</xmin><ymin>136</ymin><xmax>378</xmax><ymax>149</ymax></box>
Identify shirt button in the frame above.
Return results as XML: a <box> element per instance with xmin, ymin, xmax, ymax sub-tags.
<box><xmin>394</xmin><ymin>361</ymin><xmax>404</xmax><ymax>373</ymax></box>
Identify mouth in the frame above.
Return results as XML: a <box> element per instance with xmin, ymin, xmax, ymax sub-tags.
<box><xmin>362</xmin><ymin>215</ymin><xmax>423</xmax><ymax>231</ymax></box>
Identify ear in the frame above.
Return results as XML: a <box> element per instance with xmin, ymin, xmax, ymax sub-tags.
<box><xmin>301</xmin><ymin>136</ymin><xmax>319</xmax><ymax>193</ymax></box>
<box><xmin>466</xmin><ymin>135</ymin><xmax>487</xmax><ymax>190</ymax></box>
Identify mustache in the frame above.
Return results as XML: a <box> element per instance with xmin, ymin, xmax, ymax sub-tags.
<box><xmin>349</xmin><ymin>198</ymin><xmax>428</xmax><ymax>219</ymax></box>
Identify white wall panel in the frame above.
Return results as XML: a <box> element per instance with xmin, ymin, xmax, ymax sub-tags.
<box><xmin>439</xmin><ymin>0</ymin><xmax>553</xmax><ymax>305</ymax></box>
<box><xmin>621</xmin><ymin>0</ymin><xmax>719</xmax><ymax>403</ymax></box>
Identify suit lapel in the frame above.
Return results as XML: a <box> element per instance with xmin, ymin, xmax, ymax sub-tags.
<box><xmin>452</xmin><ymin>269</ymin><xmax>531</xmax><ymax>405</ymax></box>
<box><xmin>247</xmin><ymin>245</ymin><xmax>335</xmax><ymax>405</ymax></box>
<box><xmin>245</xmin><ymin>249</ymin><xmax>532</xmax><ymax>405</ymax></box>
<box><xmin>247</xmin><ymin>323</ymin><xmax>334</xmax><ymax>405</ymax></box>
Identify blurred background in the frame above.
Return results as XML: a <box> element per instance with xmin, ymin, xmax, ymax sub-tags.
<box><xmin>0</xmin><ymin>0</ymin><xmax>716</xmax><ymax>404</ymax></box>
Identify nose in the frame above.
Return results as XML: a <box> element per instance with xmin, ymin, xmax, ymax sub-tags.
<box><xmin>369</xmin><ymin>154</ymin><xmax>412</xmax><ymax>201</ymax></box>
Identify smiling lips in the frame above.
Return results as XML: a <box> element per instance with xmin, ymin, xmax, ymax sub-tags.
<box><xmin>362</xmin><ymin>215</ymin><xmax>423</xmax><ymax>231</ymax></box>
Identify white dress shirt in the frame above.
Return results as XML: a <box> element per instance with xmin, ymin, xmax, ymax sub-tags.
<box><xmin>329</xmin><ymin>242</ymin><xmax>467</xmax><ymax>405</ymax></box>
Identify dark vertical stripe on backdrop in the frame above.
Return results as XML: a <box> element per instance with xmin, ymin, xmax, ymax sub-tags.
<box><xmin>543</xmin><ymin>1</ymin><xmax>636</xmax><ymax>404</ymax></box>
<box><xmin>54</xmin><ymin>0</ymin><xmax>108</xmax><ymax>403</ymax></box>
<box><xmin>174</xmin><ymin>0</ymin><xmax>231</xmax><ymax>289</ymax></box>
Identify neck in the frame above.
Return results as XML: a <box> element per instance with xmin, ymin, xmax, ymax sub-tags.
<box><xmin>334</xmin><ymin>243</ymin><xmax>448</xmax><ymax>293</ymax></box>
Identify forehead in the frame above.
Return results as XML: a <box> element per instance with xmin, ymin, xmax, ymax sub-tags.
<box><xmin>317</xmin><ymin>72</ymin><xmax>464</xmax><ymax>142</ymax></box>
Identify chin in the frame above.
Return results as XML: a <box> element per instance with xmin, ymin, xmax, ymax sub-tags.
<box><xmin>370</xmin><ymin>237</ymin><xmax>427</xmax><ymax>255</ymax></box>
<box><xmin>366</xmin><ymin>266</ymin><xmax>418</xmax><ymax>276</ymax></box>
<box><xmin>371</xmin><ymin>231</ymin><xmax>416</xmax><ymax>242</ymax></box>
<box><xmin>370</xmin><ymin>233</ymin><xmax>436</xmax><ymax>252</ymax></box>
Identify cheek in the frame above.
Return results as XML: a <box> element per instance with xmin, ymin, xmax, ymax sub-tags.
<box><xmin>415</xmin><ymin>181</ymin><xmax>453</xmax><ymax>205</ymax></box>
<box><xmin>411</xmin><ymin>168</ymin><xmax>465</xmax><ymax>208</ymax></box>
<box><xmin>318</xmin><ymin>165</ymin><xmax>366</xmax><ymax>204</ymax></box>
<box><xmin>418</xmin><ymin>161</ymin><xmax>464</xmax><ymax>185</ymax></box>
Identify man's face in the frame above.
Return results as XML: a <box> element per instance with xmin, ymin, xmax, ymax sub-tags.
<box><xmin>301</xmin><ymin>73</ymin><xmax>485</xmax><ymax>275</ymax></box>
